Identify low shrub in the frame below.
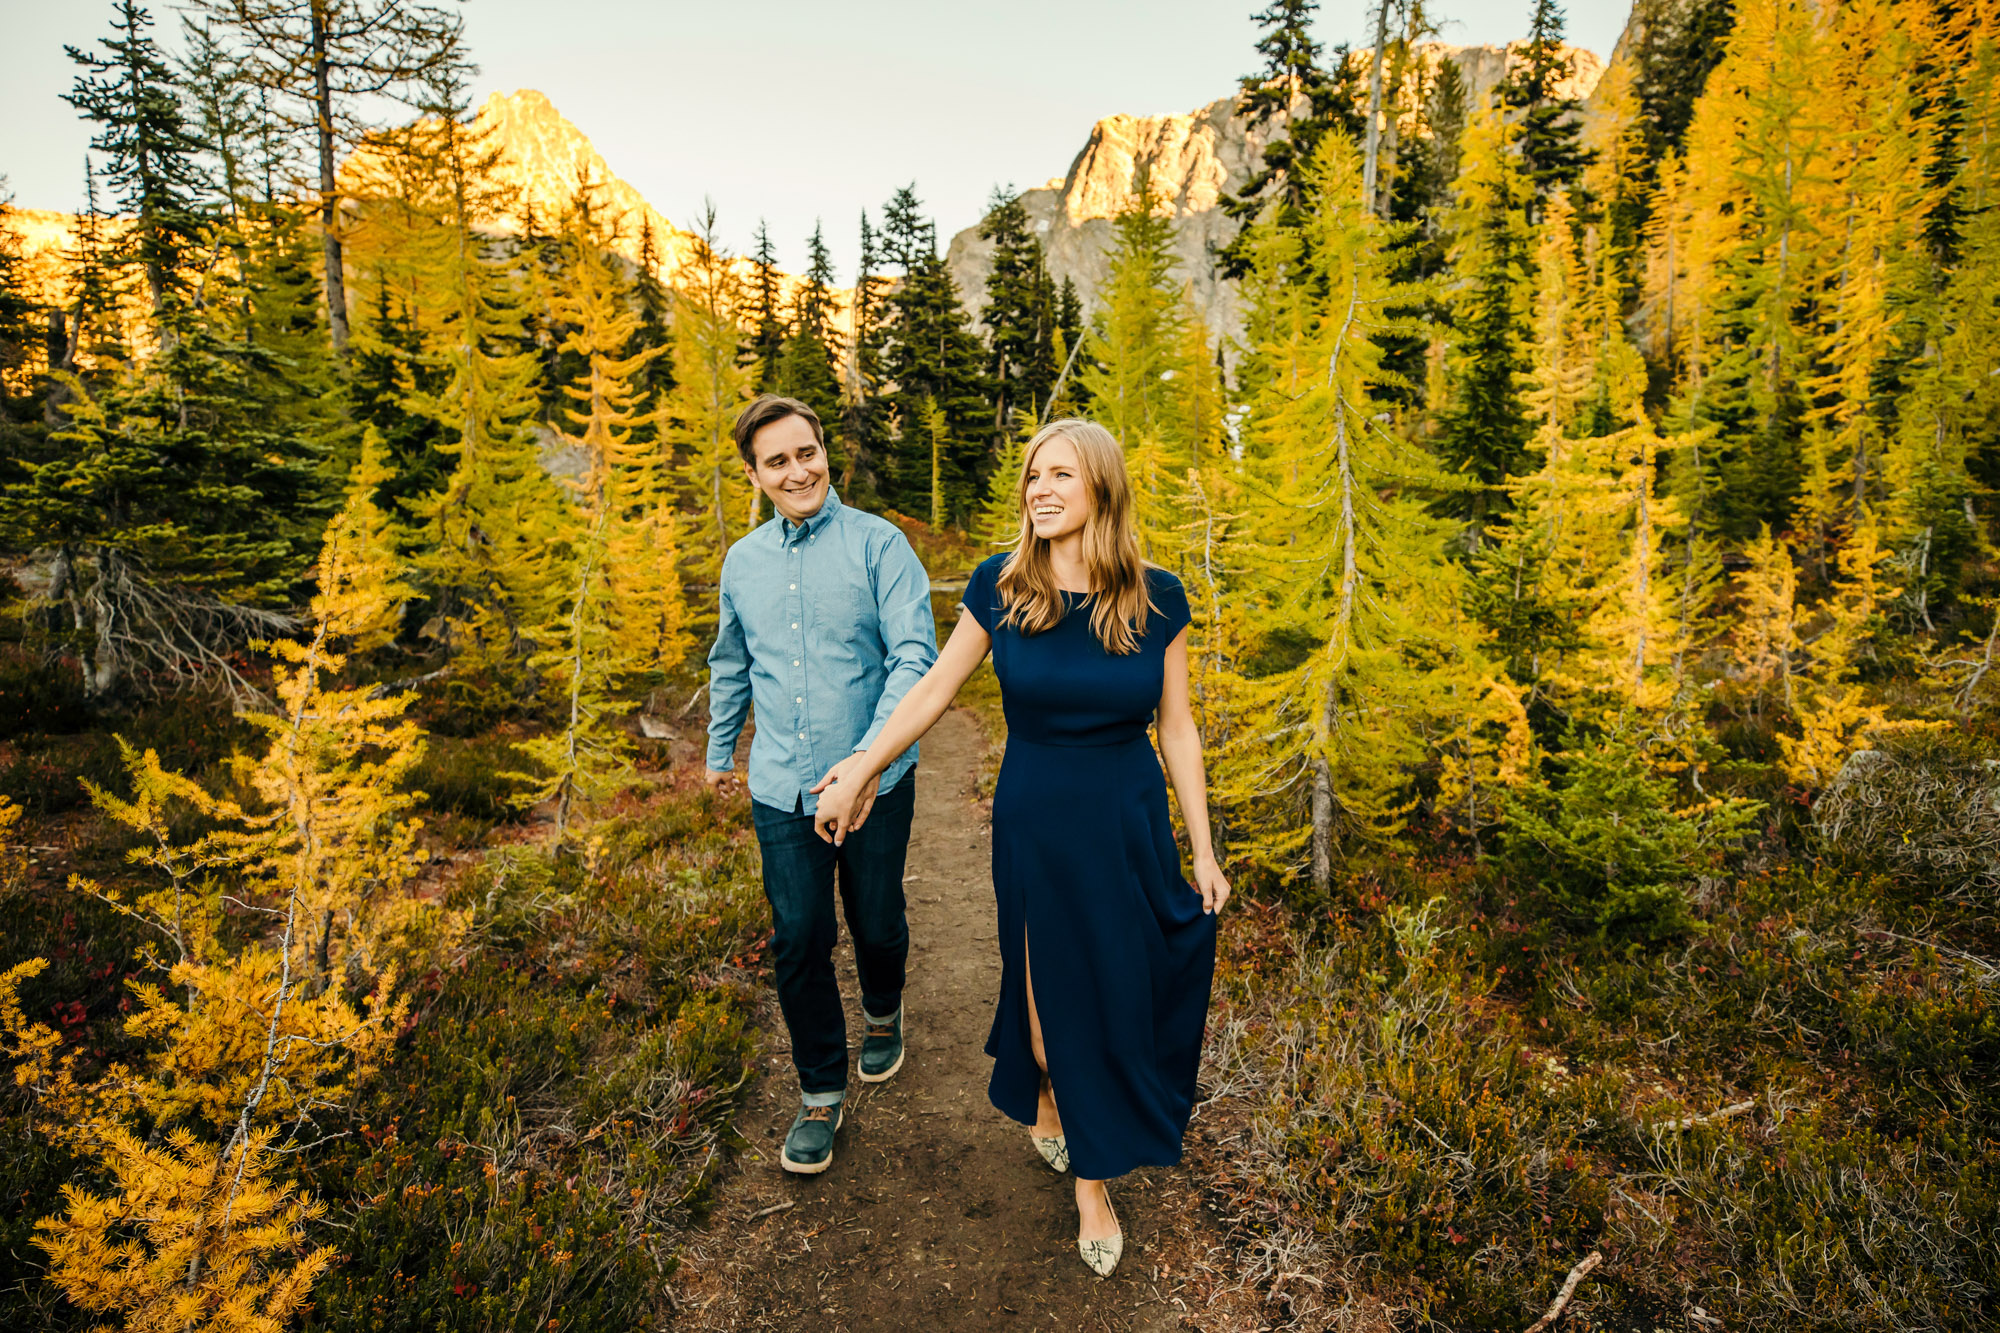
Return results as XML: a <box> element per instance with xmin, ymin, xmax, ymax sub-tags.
<box><xmin>1815</xmin><ymin>728</ymin><xmax>2000</xmax><ymax>909</ymax></box>
<box><xmin>303</xmin><ymin>788</ymin><xmax>767</xmax><ymax>1331</ymax></box>
<box><xmin>1200</xmin><ymin>860</ymin><xmax>2000</xmax><ymax>1331</ymax></box>
<box><xmin>1499</xmin><ymin>726</ymin><xmax>1761</xmax><ymax>945</ymax></box>
<box><xmin>412</xmin><ymin>734</ymin><xmax>529</xmax><ymax>825</ymax></box>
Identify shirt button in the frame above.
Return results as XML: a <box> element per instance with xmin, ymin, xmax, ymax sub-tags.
<box><xmin>789</xmin><ymin>583</ymin><xmax>797</xmax><ymax>590</ymax></box>
<box><xmin>797</xmin><ymin>731</ymin><xmax>806</xmax><ymax>739</ymax></box>
<box><xmin>795</xmin><ymin>696</ymin><xmax>803</xmax><ymax>703</ymax></box>
<box><xmin>791</xmin><ymin>622</ymin><xmax>799</xmax><ymax>629</ymax></box>
<box><xmin>792</xmin><ymin>659</ymin><xmax>800</xmax><ymax>666</ymax></box>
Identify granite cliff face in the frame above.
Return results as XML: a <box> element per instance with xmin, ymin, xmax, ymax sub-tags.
<box><xmin>470</xmin><ymin>89</ymin><xmax>702</xmax><ymax>276</ymax></box>
<box><xmin>944</xmin><ymin>42</ymin><xmax>1604</xmax><ymax>348</ymax></box>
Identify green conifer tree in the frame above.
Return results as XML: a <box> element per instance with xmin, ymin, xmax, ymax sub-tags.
<box><xmin>1501</xmin><ymin>0</ymin><xmax>1593</xmax><ymax>211</ymax></box>
<box><xmin>774</xmin><ymin>221</ymin><xmax>844</xmax><ymax>463</ymax></box>
<box><xmin>841</xmin><ymin>211</ymin><xmax>893</xmax><ymax>503</ymax></box>
<box><xmin>978</xmin><ymin>190</ymin><xmax>1060</xmax><ymax>443</ymax></box>
<box><xmin>64</xmin><ymin>1</ymin><xmax>208</xmax><ymax>327</ymax></box>
<box><xmin>1434</xmin><ymin>104</ymin><xmax>1535</xmax><ymax>539</ymax></box>
<box><xmin>880</xmin><ymin>187</ymin><xmax>991</xmax><ymax>522</ymax></box>
<box><xmin>1217</xmin><ymin>0</ymin><xmax>1369</xmax><ymax>277</ymax></box>
<box><xmin>748</xmin><ymin>219</ymin><xmax>786</xmax><ymax>392</ymax></box>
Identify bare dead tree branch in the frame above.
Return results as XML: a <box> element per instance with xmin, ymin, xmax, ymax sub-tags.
<box><xmin>1523</xmin><ymin>1250</ymin><xmax>1601</xmax><ymax>1333</ymax></box>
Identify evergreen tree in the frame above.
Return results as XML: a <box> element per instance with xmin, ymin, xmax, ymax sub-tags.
<box><xmin>1217</xmin><ymin>0</ymin><xmax>1368</xmax><ymax>277</ymax></box>
<box><xmin>3</xmin><ymin>14</ymin><xmax>333</xmax><ymax>703</ymax></box>
<box><xmin>878</xmin><ymin>187</ymin><xmax>991</xmax><ymax>522</ymax></box>
<box><xmin>841</xmin><ymin>211</ymin><xmax>892</xmax><ymax>502</ymax></box>
<box><xmin>1434</xmin><ymin>105</ymin><xmax>1535</xmax><ymax>539</ymax></box>
<box><xmin>748</xmin><ymin>219</ymin><xmax>786</xmax><ymax>391</ymax></box>
<box><xmin>979</xmin><ymin>190</ymin><xmax>1061</xmax><ymax>443</ymax></box>
<box><xmin>1501</xmin><ymin>0</ymin><xmax>1593</xmax><ymax>210</ymax></box>
<box><xmin>630</xmin><ymin>219</ymin><xmax>677</xmax><ymax>413</ymax></box>
<box><xmin>774</xmin><ymin>221</ymin><xmax>844</xmax><ymax>463</ymax></box>
<box><xmin>187</xmin><ymin>0</ymin><xmax>470</xmax><ymax>351</ymax></box>
<box><xmin>1051</xmin><ymin>276</ymin><xmax>1089</xmax><ymax>416</ymax></box>
<box><xmin>1630</xmin><ymin>0</ymin><xmax>1739</xmax><ymax>161</ymax></box>
<box><xmin>63</xmin><ymin>1</ymin><xmax>209</xmax><ymax>326</ymax></box>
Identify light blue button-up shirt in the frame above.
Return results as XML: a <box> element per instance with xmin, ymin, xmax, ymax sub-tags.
<box><xmin>706</xmin><ymin>488</ymin><xmax>938</xmax><ymax>814</ymax></box>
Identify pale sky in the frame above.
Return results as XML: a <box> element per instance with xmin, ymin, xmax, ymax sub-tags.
<box><xmin>0</xmin><ymin>0</ymin><xmax>1633</xmax><ymax>279</ymax></box>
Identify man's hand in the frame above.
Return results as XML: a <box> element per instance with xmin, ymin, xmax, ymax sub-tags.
<box><xmin>703</xmin><ymin>766</ymin><xmax>741</xmax><ymax>794</ymax></box>
<box><xmin>810</xmin><ymin>754</ymin><xmax>880</xmax><ymax>845</ymax></box>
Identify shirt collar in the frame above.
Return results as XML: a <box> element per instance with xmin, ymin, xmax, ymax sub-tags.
<box><xmin>780</xmin><ymin>486</ymin><xmax>842</xmax><ymax>546</ymax></box>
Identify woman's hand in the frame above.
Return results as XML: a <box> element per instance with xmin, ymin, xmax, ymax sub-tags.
<box><xmin>810</xmin><ymin>754</ymin><xmax>879</xmax><ymax>845</ymax></box>
<box><xmin>1192</xmin><ymin>852</ymin><xmax>1231</xmax><ymax>916</ymax></box>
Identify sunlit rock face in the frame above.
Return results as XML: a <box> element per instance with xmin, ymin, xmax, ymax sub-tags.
<box><xmin>470</xmin><ymin>89</ymin><xmax>702</xmax><ymax>277</ymax></box>
<box><xmin>944</xmin><ymin>42</ymin><xmax>1604</xmax><ymax>350</ymax></box>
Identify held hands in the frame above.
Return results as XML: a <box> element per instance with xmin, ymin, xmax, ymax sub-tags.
<box><xmin>809</xmin><ymin>754</ymin><xmax>880</xmax><ymax>844</ymax></box>
<box><xmin>1192</xmin><ymin>852</ymin><xmax>1231</xmax><ymax>916</ymax></box>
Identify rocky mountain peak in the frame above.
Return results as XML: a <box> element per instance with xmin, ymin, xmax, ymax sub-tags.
<box><xmin>945</xmin><ymin>42</ymin><xmax>1604</xmax><ymax>350</ymax></box>
<box><xmin>471</xmin><ymin>89</ymin><xmax>701</xmax><ymax>276</ymax></box>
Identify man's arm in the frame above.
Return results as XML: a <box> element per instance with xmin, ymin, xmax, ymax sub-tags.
<box><xmin>856</xmin><ymin>532</ymin><xmax>939</xmax><ymax>755</ymax></box>
<box><xmin>706</xmin><ymin>575</ymin><xmax>752</xmax><ymax>779</ymax></box>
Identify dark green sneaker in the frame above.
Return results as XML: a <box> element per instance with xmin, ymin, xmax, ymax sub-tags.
<box><xmin>781</xmin><ymin>1100</ymin><xmax>843</xmax><ymax>1175</ymax></box>
<box><xmin>858</xmin><ymin>1007</ymin><xmax>905</xmax><ymax>1083</ymax></box>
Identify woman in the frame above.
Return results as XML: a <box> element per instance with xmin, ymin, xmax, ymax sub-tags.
<box><xmin>810</xmin><ymin>419</ymin><xmax>1229</xmax><ymax>1277</ymax></box>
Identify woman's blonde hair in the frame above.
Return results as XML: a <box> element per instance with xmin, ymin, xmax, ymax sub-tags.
<box><xmin>995</xmin><ymin>419</ymin><xmax>1154</xmax><ymax>655</ymax></box>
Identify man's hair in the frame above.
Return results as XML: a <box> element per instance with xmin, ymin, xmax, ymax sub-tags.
<box><xmin>733</xmin><ymin>394</ymin><xmax>824</xmax><ymax>467</ymax></box>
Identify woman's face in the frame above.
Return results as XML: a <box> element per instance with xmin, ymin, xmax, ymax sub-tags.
<box><xmin>1024</xmin><ymin>435</ymin><xmax>1091</xmax><ymax>543</ymax></box>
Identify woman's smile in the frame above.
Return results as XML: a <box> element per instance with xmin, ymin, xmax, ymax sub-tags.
<box><xmin>1025</xmin><ymin>437</ymin><xmax>1089</xmax><ymax>540</ymax></box>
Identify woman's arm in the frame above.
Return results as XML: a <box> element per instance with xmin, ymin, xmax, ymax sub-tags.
<box><xmin>810</xmin><ymin>608</ymin><xmax>992</xmax><ymax>844</ymax></box>
<box><xmin>1157</xmin><ymin>626</ymin><xmax>1231</xmax><ymax>914</ymax></box>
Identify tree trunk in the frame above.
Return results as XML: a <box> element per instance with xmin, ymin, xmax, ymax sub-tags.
<box><xmin>1361</xmin><ymin>1</ymin><xmax>1393</xmax><ymax>216</ymax></box>
<box><xmin>84</xmin><ymin>546</ymin><xmax>121</xmax><ymax>700</ymax></box>
<box><xmin>1310</xmin><ymin>752</ymin><xmax>1334</xmax><ymax>895</ymax></box>
<box><xmin>311</xmin><ymin>0</ymin><xmax>349</xmax><ymax>353</ymax></box>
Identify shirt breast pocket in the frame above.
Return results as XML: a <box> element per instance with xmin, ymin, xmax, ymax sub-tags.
<box><xmin>846</xmin><ymin>580</ymin><xmax>880</xmax><ymax>636</ymax></box>
<box><xmin>814</xmin><ymin>577</ymin><xmax>876</xmax><ymax>642</ymax></box>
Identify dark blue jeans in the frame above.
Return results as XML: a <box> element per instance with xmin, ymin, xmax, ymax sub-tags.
<box><xmin>751</xmin><ymin>772</ymin><xmax>915</xmax><ymax>1098</ymax></box>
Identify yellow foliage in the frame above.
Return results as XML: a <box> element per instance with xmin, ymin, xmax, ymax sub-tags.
<box><xmin>1780</xmin><ymin>518</ymin><xmax>1898</xmax><ymax>787</ymax></box>
<box><xmin>3</xmin><ymin>499</ymin><xmax>454</xmax><ymax>1329</ymax></box>
<box><xmin>548</xmin><ymin>201</ymin><xmax>690</xmax><ymax>678</ymax></box>
<box><xmin>1730</xmin><ymin>524</ymin><xmax>1802</xmax><ymax>710</ymax></box>
<box><xmin>36</xmin><ymin>1125</ymin><xmax>334</xmax><ymax>1333</ymax></box>
<box><xmin>668</xmin><ymin>210</ymin><xmax>757</xmax><ymax>581</ymax></box>
<box><xmin>318</xmin><ymin>427</ymin><xmax>414</xmax><ymax>653</ymax></box>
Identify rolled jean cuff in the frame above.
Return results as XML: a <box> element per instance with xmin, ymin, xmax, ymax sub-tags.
<box><xmin>801</xmin><ymin>1087</ymin><xmax>846</xmax><ymax>1108</ymax></box>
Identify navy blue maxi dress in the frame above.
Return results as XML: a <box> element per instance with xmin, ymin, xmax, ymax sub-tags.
<box><xmin>962</xmin><ymin>553</ymin><xmax>1218</xmax><ymax>1181</ymax></box>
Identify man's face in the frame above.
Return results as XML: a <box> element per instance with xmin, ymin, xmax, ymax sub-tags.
<box><xmin>744</xmin><ymin>415</ymin><xmax>831</xmax><ymax>523</ymax></box>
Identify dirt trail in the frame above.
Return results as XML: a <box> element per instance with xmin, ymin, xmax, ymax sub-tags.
<box><xmin>671</xmin><ymin>709</ymin><xmax>1242</xmax><ymax>1331</ymax></box>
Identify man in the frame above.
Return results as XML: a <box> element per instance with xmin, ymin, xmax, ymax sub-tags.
<box><xmin>706</xmin><ymin>393</ymin><xmax>938</xmax><ymax>1175</ymax></box>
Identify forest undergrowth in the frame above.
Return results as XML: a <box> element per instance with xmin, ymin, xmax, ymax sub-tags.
<box><xmin>1189</xmin><ymin>803</ymin><xmax>2000</xmax><ymax>1331</ymax></box>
